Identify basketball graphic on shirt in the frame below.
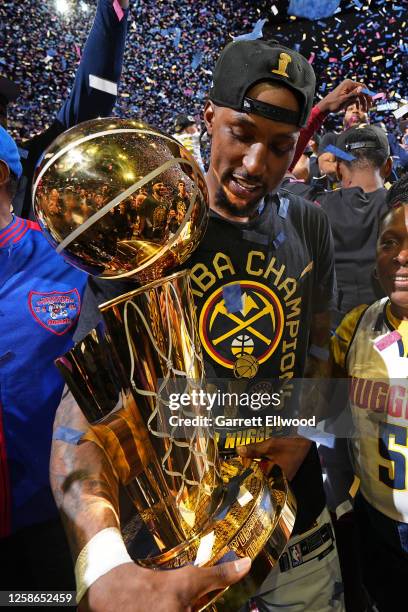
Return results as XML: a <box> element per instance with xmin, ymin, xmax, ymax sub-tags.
<box><xmin>199</xmin><ymin>280</ymin><xmax>285</xmax><ymax>371</ymax></box>
<box><xmin>231</xmin><ymin>334</ymin><xmax>254</xmax><ymax>356</ymax></box>
<box><xmin>233</xmin><ymin>353</ymin><xmax>259</xmax><ymax>379</ymax></box>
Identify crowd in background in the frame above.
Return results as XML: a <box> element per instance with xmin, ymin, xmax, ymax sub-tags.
<box><xmin>1</xmin><ymin>0</ymin><xmax>407</xmax><ymax>146</ymax></box>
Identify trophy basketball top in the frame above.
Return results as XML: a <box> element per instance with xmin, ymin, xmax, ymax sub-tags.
<box><xmin>32</xmin><ymin>117</ymin><xmax>209</xmax><ymax>281</ymax></box>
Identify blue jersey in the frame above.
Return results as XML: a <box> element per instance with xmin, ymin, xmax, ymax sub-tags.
<box><xmin>0</xmin><ymin>218</ymin><xmax>87</xmax><ymax>535</ymax></box>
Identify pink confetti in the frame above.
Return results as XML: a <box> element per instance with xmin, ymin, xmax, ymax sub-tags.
<box><xmin>329</xmin><ymin>57</ymin><xmax>338</xmax><ymax>63</ymax></box>
<box><xmin>308</xmin><ymin>52</ymin><xmax>315</xmax><ymax>64</ymax></box>
<box><xmin>113</xmin><ymin>0</ymin><xmax>124</xmax><ymax>22</ymax></box>
<box><xmin>372</xmin><ymin>92</ymin><xmax>386</xmax><ymax>100</ymax></box>
<box><xmin>375</xmin><ymin>331</ymin><xmax>402</xmax><ymax>352</ymax></box>
<box><xmin>74</xmin><ymin>43</ymin><xmax>82</xmax><ymax>60</ymax></box>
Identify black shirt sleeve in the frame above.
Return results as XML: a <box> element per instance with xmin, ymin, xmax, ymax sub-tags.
<box><xmin>312</xmin><ymin>206</ymin><xmax>337</xmax><ymax>313</ymax></box>
<box><xmin>73</xmin><ymin>276</ymin><xmax>138</xmax><ymax>342</ymax></box>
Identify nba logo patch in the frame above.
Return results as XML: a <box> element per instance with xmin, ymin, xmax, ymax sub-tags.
<box><xmin>289</xmin><ymin>543</ymin><xmax>303</xmax><ymax>567</ymax></box>
<box><xmin>29</xmin><ymin>289</ymin><xmax>80</xmax><ymax>336</ymax></box>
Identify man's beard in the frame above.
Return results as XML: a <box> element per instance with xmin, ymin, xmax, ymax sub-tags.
<box><xmin>214</xmin><ymin>175</ymin><xmax>265</xmax><ymax>219</ymax></box>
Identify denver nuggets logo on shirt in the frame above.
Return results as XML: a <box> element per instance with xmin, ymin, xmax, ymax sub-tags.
<box><xmin>28</xmin><ymin>289</ymin><xmax>80</xmax><ymax>336</ymax></box>
<box><xmin>199</xmin><ymin>280</ymin><xmax>285</xmax><ymax>376</ymax></box>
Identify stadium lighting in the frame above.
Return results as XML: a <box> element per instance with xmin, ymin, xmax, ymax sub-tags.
<box><xmin>80</xmin><ymin>1</ymin><xmax>90</xmax><ymax>12</ymax></box>
<box><xmin>55</xmin><ymin>0</ymin><xmax>70</xmax><ymax>15</ymax></box>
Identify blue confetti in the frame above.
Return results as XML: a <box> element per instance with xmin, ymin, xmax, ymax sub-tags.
<box><xmin>216</xmin><ymin>550</ymin><xmax>239</xmax><ymax>564</ymax></box>
<box><xmin>273</xmin><ymin>231</ymin><xmax>286</xmax><ymax>249</ymax></box>
<box><xmin>288</xmin><ymin>0</ymin><xmax>341</xmax><ymax>20</ymax></box>
<box><xmin>173</xmin><ymin>27</ymin><xmax>181</xmax><ymax>49</ymax></box>
<box><xmin>191</xmin><ymin>51</ymin><xmax>203</xmax><ymax>70</ymax></box>
<box><xmin>53</xmin><ymin>426</ymin><xmax>84</xmax><ymax>445</ymax></box>
<box><xmin>278</xmin><ymin>197</ymin><xmax>290</xmax><ymax>219</ymax></box>
<box><xmin>233</xmin><ymin>18</ymin><xmax>267</xmax><ymax>42</ymax></box>
<box><xmin>222</xmin><ymin>284</ymin><xmax>243</xmax><ymax>314</ymax></box>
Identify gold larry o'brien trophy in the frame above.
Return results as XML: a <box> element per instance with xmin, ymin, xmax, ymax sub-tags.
<box><xmin>33</xmin><ymin>118</ymin><xmax>296</xmax><ymax>611</ymax></box>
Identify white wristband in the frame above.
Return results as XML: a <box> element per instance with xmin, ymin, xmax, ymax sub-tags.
<box><xmin>75</xmin><ymin>527</ymin><xmax>133</xmax><ymax>603</ymax></box>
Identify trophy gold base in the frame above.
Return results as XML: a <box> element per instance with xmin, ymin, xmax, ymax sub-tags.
<box><xmin>136</xmin><ymin>458</ymin><xmax>296</xmax><ymax>611</ymax></box>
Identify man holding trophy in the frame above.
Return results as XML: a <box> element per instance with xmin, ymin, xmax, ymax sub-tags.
<box><xmin>35</xmin><ymin>39</ymin><xmax>370</xmax><ymax>611</ymax></box>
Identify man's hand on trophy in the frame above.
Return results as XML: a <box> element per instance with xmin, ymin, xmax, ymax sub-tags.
<box><xmin>79</xmin><ymin>557</ymin><xmax>252</xmax><ymax>612</ymax></box>
<box><xmin>236</xmin><ymin>437</ymin><xmax>312</xmax><ymax>482</ymax></box>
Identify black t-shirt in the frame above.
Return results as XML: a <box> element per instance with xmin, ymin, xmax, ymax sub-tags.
<box><xmin>316</xmin><ymin>186</ymin><xmax>387</xmax><ymax>327</ymax></box>
<box><xmin>74</xmin><ymin>191</ymin><xmax>335</xmax><ymax>534</ymax></box>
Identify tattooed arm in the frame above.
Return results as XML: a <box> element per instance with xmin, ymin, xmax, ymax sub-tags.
<box><xmin>50</xmin><ymin>387</ymin><xmax>251</xmax><ymax>612</ymax></box>
<box><xmin>50</xmin><ymin>385</ymin><xmax>120</xmax><ymax>560</ymax></box>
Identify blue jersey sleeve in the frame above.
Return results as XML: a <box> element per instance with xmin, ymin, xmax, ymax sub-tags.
<box><xmin>56</xmin><ymin>0</ymin><xmax>129</xmax><ymax>128</ymax></box>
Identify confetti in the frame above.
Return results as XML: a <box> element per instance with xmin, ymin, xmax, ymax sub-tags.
<box><xmin>173</xmin><ymin>27</ymin><xmax>181</xmax><ymax>49</ymax></box>
<box><xmin>376</xmin><ymin>102</ymin><xmax>398</xmax><ymax>111</ymax></box>
<box><xmin>278</xmin><ymin>197</ymin><xmax>290</xmax><ymax>218</ymax></box>
<box><xmin>1</xmin><ymin>0</ymin><xmax>406</xmax><ymax>145</ymax></box>
<box><xmin>232</xmin><ymin>18</ymin><xmax>267</xmax><ymax>41</ymax></box>
<box><xmin>375</xmin><ymin>331</ymin><xmax>402</xmax><ymax>352</ymax></box>
<box><xmin>393</xmin><ymin>104</ymin><xmax>408</xmax><ymax>119</ymax></box>
<box><xmin>288</xmin><ymin>0</ymin><xmax>341</xmax><ymax>20</ymax></box>
<box><xmin>191</xmin><ymin>51</ymin><xmax>203</xmax><ymax>70</ymax></box>
<box><xmin>222</xmin><ymin>284</ymin><xmax>243</xmax><ymax>314</ymax></box>
<box><xmin>112</xmin><ymin>0</ymin><xmax>124</xmax><ymax>22</ymax></box>
<box><xmin>273</xmin><ymin>231</ymin><xmax>286</xmax><ymax>249</ymax></box>
<box><xmin>89</xmin><ymin>74</ymin><xmax>118</xmax><ymax>96</ymax></box>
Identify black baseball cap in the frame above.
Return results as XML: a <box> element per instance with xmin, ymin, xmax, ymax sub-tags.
<box><xmin>317</xmin><ymin>132</ymin><xmax>337</xmax><ymax>156</ymax></box>
<box><xmin>174</xmin><ymin>114</ymin><xmax>196</xmax><ymax>133</ymax></box>
<box><xmin>336</xmin><ymin>124</ymin><xmax>390</xmax><ymax>157</ymax></box>
<box><xmin>209</xmin><ymin>39</ymin><xmax>316</xmax><ymax>128</ymax></box>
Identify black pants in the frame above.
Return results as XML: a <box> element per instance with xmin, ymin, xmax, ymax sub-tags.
<box><xmin>0</xmin><ymin>518</ymin><xmax>75</xmax><ymax>591</ymax></box>
<box><xmin>355</xmin><ymin>493</ymin><xmax>408</xmax><ymax>612</ymax></box>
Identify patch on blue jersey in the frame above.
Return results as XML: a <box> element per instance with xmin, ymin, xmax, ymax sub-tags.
<box><xmin>28</xmin><ymin>289</ymin><xmax>80</xmax><ymax>336</ymax></box>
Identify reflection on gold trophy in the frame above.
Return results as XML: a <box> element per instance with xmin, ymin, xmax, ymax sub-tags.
<box><xmin>33</xmin><ymin>118</ymin><xmax>296</xmax><ymax>611</ymax></box>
